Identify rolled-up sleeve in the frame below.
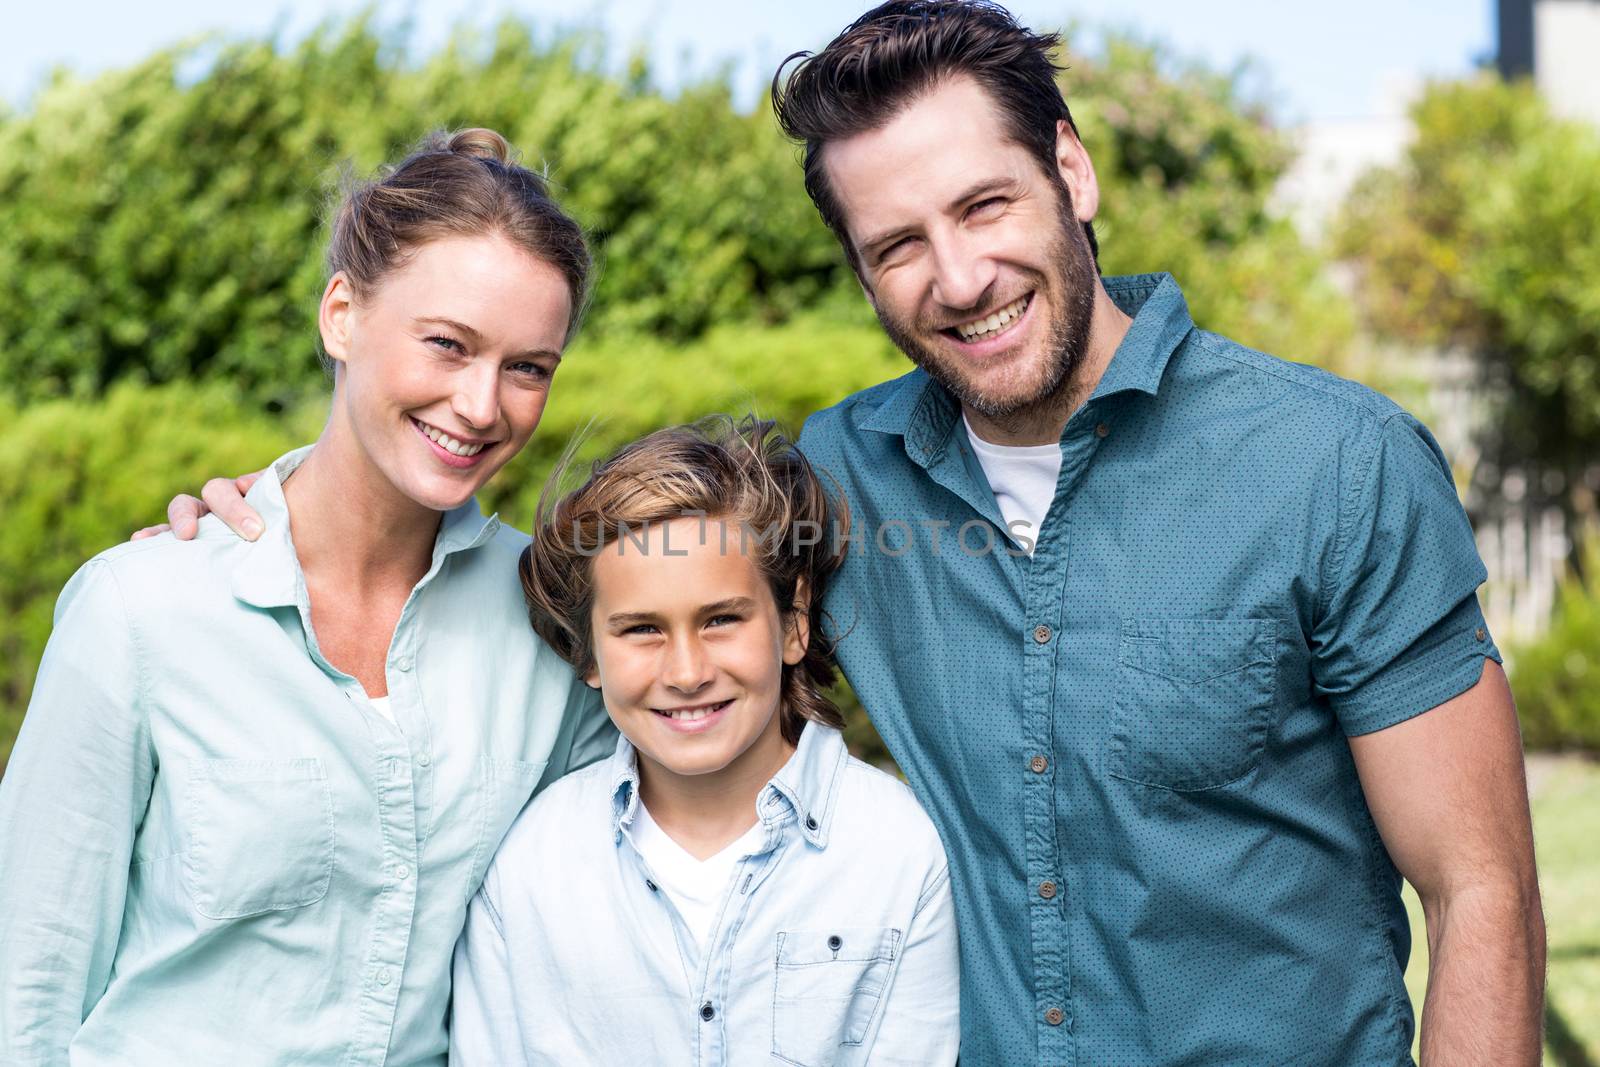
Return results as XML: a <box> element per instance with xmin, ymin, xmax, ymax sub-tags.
<box><xmin>0</xmin><ymin>560</ymin><xmax>155</xmax><ymax>1064</ymax></box>
<box><xmin>1311</xmin><ymin>414</ymin><xmax>1501</xmax><ymax>736</ymax></box>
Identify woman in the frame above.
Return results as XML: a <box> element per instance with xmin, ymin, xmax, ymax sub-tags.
<box><xmin>0</xmin><ymin>128</ymin><xmax>610</xmax><ymax>1067</ymax></box>
<box><xmin>451</xmin><ymin>417</ymin><xmax>960</xmax><ymax>1065</ymax></box>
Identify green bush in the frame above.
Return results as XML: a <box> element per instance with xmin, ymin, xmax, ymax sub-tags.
<box><xmin>0</xmin><ymin>17</ymin><xmax>1354</xmax><ymax>405</ymax></box>
<box><xmin>1511</xmin><ymin>535</ymin><xmax>1600</xmax><ymax>752</ymax></box>
<box><xmin>1333</xmin><ymin>78</ymin><xmax>1600</xmax><ymax>511</ymax></box>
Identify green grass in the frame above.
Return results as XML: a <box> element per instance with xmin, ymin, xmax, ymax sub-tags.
<box><xmin>1404</xmin><ymin>757</ymin><xmax>1600</xmax><ymax>1065</ymax></box>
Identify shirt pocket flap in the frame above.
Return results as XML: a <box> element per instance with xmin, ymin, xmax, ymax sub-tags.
<box><xmin>775</xmin><ymin>926</ymin><xmax>902</xmax><ymax>967</ymax></box>
<box><xmin>1119</xmin><ymin>617</ymin><xmax>1274</xmax><ymax>684</ymax></box>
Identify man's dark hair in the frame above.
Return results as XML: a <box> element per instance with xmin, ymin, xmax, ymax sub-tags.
<box><xmin>771</xmin><ymin>0</ymin><xmax>1097</xmax><ymax>270</ymax></box>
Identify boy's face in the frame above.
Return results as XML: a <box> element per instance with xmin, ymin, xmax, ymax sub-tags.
<box><xmin>586</xmin><ymin>517</ymin><xmax>808</xmax><ymax>787</ymax></box>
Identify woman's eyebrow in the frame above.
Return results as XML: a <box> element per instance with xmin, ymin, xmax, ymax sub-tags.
<box><xmin>412</xmin><ymin>315</ymin><xmax>481</xmax><ymax>338</ymax></box>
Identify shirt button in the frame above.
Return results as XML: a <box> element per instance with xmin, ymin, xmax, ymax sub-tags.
<box><xmin>395</xmin><ymin>656</ymin><xmax>414</xmax><ymax>672</ymax></box>
<box><xmin>394</xmin><ymin>864</ymin><xmax>410</xmax><ymax>881</ymax></box>
<box><xmin>377</xmin><ymin>969</ymin><xmax>392</xmax><ymax>986</ymax></box>
<box><xmin>1032</xmin><ymin>624</ymin><xmax>1053</xmax><ymax>644</ymax></box>
<box><xmin>699</xmin><ymin>1002</ymin><xmax>715</xmax><ymax>1022</ymax></box>
<box><xmin>417</xmin><ymin>753</ymin><xmax>431</xmax><ymax>767</ymax></box>
<box><xmin>1475</xmin><ymin>627</ymin><xmax>1487</xmax><ymax>641</ymax></box>
<box><xmin>1039</xmin><ymin>880</ymin><xmax>1058</xmax><ymax>900</ymax></box>
<box><xmin>1045</xmin><ymin>1007</ymin><xmax>1065</xmax><ymax>1026</ymax></box>
<box><xmin>1094</xmin><ymin>422</ymin><xmax>1110</xmax><ymax>438</ymax></box>
<box><xmin>1029</xmin><ymin>755</ymin><xmax>1049</xmax><ymax>774</ymax></box>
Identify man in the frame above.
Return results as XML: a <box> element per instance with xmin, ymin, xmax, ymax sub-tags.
<box><xmin>772</xmin><ymin>2</ymin><xmax>1544</xmax><ymax>1065</ymax></box>
<box><xmin>159</xmin><ymin>3</ymin><xmax>1544</xmax><ymax>1063</ymax></box>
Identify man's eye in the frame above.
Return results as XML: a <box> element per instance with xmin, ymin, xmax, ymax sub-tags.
<box><xmin>968</xmin><ymin>197</ymin><xmax>1006</xmax><ymax>218</ymax></box>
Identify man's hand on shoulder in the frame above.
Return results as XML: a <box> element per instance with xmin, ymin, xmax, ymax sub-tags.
<box><xmin>129</xmin><ymin>471</ymin><xmax>267</xmax><ymax>542</ymax></box>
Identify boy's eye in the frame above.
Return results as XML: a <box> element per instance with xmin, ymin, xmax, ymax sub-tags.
<box><xmin>706</xmin><ymin>614</ymin><xmax>740</xmax><ymax>627</ymax></box>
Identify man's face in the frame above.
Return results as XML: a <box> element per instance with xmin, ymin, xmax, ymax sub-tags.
<box><xmin>823</xmin><ymin>75</ymin><xmax>1098</xmax><ymax>421</ymax></box>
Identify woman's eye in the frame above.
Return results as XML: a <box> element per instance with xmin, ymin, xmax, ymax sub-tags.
<box><xmin>623</xmin><ymin>623</ymin><xmax>659</xmax><ymax>636</ymax></box>
<box><xmin>426</xmin><ymin>336</ymin><xmax>464</xmax><ymax>354</ymax></box>
<box><xmin>510</xmin><ymin>361</ymin><xmax>553</xmax><ymax>381</ymax></box>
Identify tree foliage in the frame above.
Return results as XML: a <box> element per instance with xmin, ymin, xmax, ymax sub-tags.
<box><xmin>1333</xmin><ymin>78</ymin><xmax>1600</xmax><ymax>515</ymax></box>
<box><xmin>0</xmin><ymin>17</ymin><xmax>1352</xmax><ymax>407</ymax></box>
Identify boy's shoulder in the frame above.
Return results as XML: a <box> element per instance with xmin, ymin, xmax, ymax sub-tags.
<box><xmin>495</xmin><ymin>757</ymin><xmax>618</xmax><ymax>865</ymax></box>
<box><xmin>829</xmin><ymin>755</ymin><xmax>947</xmax><ymax>872</ymax></box>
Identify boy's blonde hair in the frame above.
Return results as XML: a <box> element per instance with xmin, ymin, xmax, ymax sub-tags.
<box><xmin>521</xmin><ymin>416</ymin><xmax>849</xmax><ymax>744</ymax></box>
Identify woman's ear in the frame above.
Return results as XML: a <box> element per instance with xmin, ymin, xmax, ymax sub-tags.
<box><xmin>319</xmin><ymin>272</ymin><xmax>356</xmax><ymax>366</ymax></box>
<box><xmin>782</xmin><ymin>578</ymin><xmax>811</xmax><ymax>667</ymax></box>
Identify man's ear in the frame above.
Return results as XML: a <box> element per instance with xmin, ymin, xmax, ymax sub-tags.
<box><xmin>319</xmin><ymin>272</ymin><xmax>356</xmax><ymax>366</ymax></box>
<box><xmin>782</xmin><ymin>578</ymin><xmax>812</xmax><ymax>667</ymax></box>
<box><xmin>1055</xmin><ymin>119</ymin><xmax>1101</xmax><ymax>224</ymax></box>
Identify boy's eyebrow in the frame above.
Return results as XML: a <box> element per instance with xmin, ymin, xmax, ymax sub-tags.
<box><xmin>604</xmin><ymin>596</ymin><xmax>760</xmax><ymax>627</ymax></box>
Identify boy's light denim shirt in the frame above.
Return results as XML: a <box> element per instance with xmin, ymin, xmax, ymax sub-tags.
<box><xmin>0</xmin><ymin>446</ymin><xmax>614</xmax><ymax>1067</ymax></box>
<box><xmin>451</xmin><ymin>722</ymin><xmax>960</xmax><ymax>1066</ymax></box>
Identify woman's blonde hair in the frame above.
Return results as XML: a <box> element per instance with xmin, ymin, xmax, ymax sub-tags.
<box><xmin>327</xmin><ymin>127</ymin><xmax>591</xmax><ymax>342</ymax></box>
<box><xmin>521</xmin><ymin>415</ymin><xmax>849</xmax><ymax>745</ymax></box>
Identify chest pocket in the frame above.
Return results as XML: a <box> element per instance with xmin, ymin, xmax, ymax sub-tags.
<box><xmin>771</xmin><ymin>926</ymin><xmax>901</xmax><ymax>1067</ymax></box>
<box><xmin>463</xmin><ymin>757</ymin><xmax>546</xmax><ymax>902</ymax></box>
<box><xmin>1107</xmin><ymin>618</ymin><xmax>1278</xmax><ymax>791</ymax></box>
<box><xmin>182</xmin><ymin>758</ymin><xmax>334</xmax><ymax>920</ymax></box>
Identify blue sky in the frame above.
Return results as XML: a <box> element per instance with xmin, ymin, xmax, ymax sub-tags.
<box><xmin>6</xmin><ymin>0</ymin><xmax>1494</xmax><ymax>124</ymax></box>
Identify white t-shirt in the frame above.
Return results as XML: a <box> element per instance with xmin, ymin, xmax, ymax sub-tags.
<box><xmin>963</xmin><ymin>413</ymin><xmax>1063</xmax><ymax>554</ymax></box>
<box><xmin>366</xmin><ymin>694</ymin><xmax>395</xmax><ymax>725</ymax></box>
<box><xmin>631</xmin><ymin>802</ymin><xmax>765</xmax><ymax>949</ymax></box>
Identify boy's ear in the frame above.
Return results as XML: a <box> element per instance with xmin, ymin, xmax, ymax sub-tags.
<box><xmin>782</xmin><ymin>579</ymin><xmax>811</xmax><ymax>667</ymax></box>
<box><xmin>584</xmin><ymin>666</ymin><xmax>601</xmax><ymax>689</ymax></box>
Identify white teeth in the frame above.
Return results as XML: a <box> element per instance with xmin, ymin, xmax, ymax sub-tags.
<box><xmin>417</xmin><ymin>421</ymin><xmax>486</xmax><ymax>457</ymax></box>
<box><xmin>956</xmin><ymin>295</ymin><xmax>1030</xmax><ymax>340</ymax></box>
<box><xmin>663</xmin><ymin>702</ymin><xmax>725</xmax><ymax>721</ymax></box>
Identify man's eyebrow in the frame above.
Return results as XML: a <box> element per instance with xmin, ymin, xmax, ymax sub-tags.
<box><xmin>413</xmin><ymin>316</ymin><xmax>562</xmax><ymax>362</ymax></box>
<box><xmin>857</xmin><ymin>177</ymin><xmax>1020</xmax><ymax>258</ymax></box>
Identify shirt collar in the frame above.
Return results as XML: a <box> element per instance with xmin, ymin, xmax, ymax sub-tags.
<box><xmin>230</xmin><ymin>444</ymin><xmax>502</xmax><ymax>609</ymax></box>
<box><xmin>608</xmin><ymin>722</ymin><xmax>850</xmax><ymax>851</ymax></box>
<box><xmin>1090</xmin><ymin>272</ymin><xmax>1194</xmax><ymax>401</ymax></box>
<box><xmin>859</xmin><ymin>272</ymin><xmax>1194</xmax><ymax>457</ymax></box>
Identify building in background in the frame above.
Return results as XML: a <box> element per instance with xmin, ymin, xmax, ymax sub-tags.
<box><xmin>1499</xmin><ymin>0</ymin><xmax>1600</xmax><ymax>124</ymax></box>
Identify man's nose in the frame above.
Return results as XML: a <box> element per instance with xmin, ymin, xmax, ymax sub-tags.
<box><xmin>929</xmin><ymin>231</ymin><xmax>998</xmax><ymax>313</ymax></box>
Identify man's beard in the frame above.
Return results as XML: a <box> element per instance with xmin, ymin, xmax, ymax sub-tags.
<box><xmin>871</xmin><ymin>180</ymin><xmax>1098</xmax><ymax>426</ymax></box>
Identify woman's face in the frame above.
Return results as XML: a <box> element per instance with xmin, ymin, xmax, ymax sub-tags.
<box><xmin>320</xmin><ymin>232</ymin><xmax>572</xmax><ymax>512</ymax></box>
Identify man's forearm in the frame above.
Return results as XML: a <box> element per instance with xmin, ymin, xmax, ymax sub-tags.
<box><xmin>1418</xmin><ymin>878</ymin><xmax>1546</xmax><ymax>1066</ymax></box>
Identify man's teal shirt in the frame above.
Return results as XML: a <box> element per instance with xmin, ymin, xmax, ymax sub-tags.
<box><xmin>798</xmin><ymin>273</ymin><xmax>1500</xmax><ymax>1066</ymax></box>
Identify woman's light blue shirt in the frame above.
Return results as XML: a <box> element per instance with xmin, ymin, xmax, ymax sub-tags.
<box><xmin>450</xmin><ymin>722</ymin><xmax>961</xmax><ymax>1066</ymax></box>
<box><xmin>0</xmin><ymin>447</ymin><xmax>614</xmax><ymax>1067</ymax></box>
